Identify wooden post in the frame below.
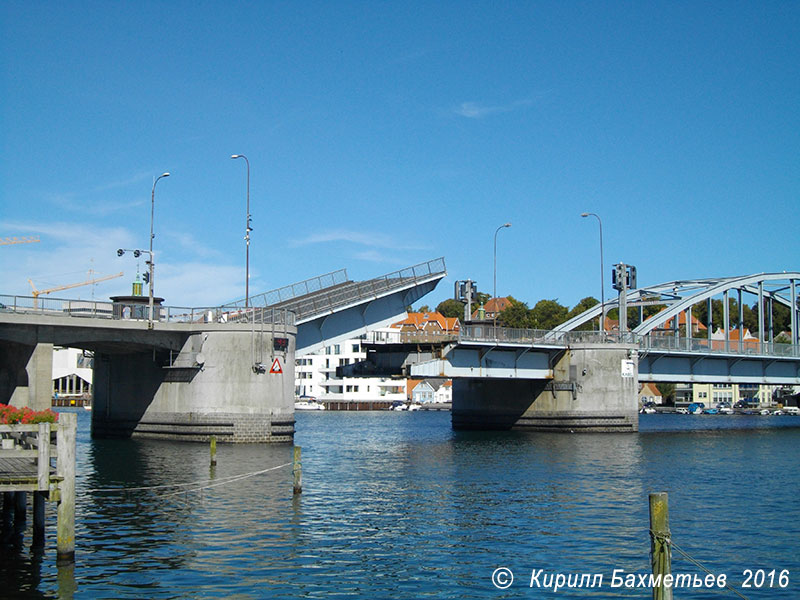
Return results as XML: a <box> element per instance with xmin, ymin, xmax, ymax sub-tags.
<box><xmin>649</xmin><ymin>492</ymin><xmax>673</xmax><ymax>600</ymax></box>
<box><xmin>210</xmin><ymin>435</ymin><xmax>217</xmax><ymax>467</ymax></box>
<box><xmin>34</xmin><ymin>422</ymin><xmax>51</xmax><ymax>548</ymax></box>
<box><xmin>1</xmin><ymin>492</ymin><xmax>13</xmax><ymax>543</ymax></box>
<box><xmin>293</xmin><ymin>446</ymin><xmax>302</xmax><ymax>495</ymax></box>
<box><xmin>56</xmin><ymin>413</ymin><xmax>76</xmax><ymax>565</ymax></box>
<box><xmin>14</xmin><ymin>491</ymin><xmax>27</xmax><ymax>526</ymax></box>
<box><xmin>33</xmin><ymin>492</ymin><xmax>46</xmax><ymax>548</ymax></box>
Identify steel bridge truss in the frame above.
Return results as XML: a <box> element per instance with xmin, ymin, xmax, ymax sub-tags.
<box><xmin>553</xmin><ymin>272</ymin><xmax>800</xmax><ymax>353</ymax></box>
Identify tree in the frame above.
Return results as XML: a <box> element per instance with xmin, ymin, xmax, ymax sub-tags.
<box><xmin>656</xmin><ymin>383</ymin><xmax>676</xmax><ymax>404</ymax></box>
<box><xmin>567</xmin><ymin>297</ymin><xmax>599</xmax><ymax>331</ymax></box>
<box><xmin>530</xmin><ymin>299</ymin><xmax>568</xmax><ymax>330</ymax></box>
<box><xmin>497</xmin><ymin>297</ymin><xmax>534</xmax><ymax>328</ymax></box>
<box><xmin>436</xmin><ymin>299</ymin><xmax>464</xmax><ymax>319</ymax></box>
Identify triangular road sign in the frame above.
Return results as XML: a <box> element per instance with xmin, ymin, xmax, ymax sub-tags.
<box><xmin>270</xmin><ymin>358</ymin><xmax>283</xmax><ymax>374</ymax></box>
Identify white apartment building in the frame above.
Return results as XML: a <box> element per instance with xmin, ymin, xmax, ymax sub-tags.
<box><xmin>52</xmin><ymin>346</ymin><xmax>93</xmax><ymax>398</ymax></box>
<box><xmin>295</xmin><ymin>332</ymin><xmax>406</xmax><ymax>403</ymax></box>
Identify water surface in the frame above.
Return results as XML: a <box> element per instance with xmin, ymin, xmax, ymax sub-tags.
<box><xmin>1</xmin><ymin>410</ymin><xmax>798</xmax><ymax>598</ymax></box>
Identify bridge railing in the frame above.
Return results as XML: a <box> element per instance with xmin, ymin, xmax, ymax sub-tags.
<box><xmin>0</xmin><ymin>294</ymin><xmax>296</xmax><ymax>326</ymax></box>
<box><xmin>459</xmin><ymin>323</ymin><xmax>800</xmax><ymax>358</ymax></box>
<box><xmin>460</xmin><ymin>324</ymin><xmax>637</xmax><ymax>345</ymax></box>
<box><xmin>225</xmin><ymin>269</ymin><xmax>350</xmax><ymax>308</ymax></box>
<box><xmin>285</xmin><ymin>257</ymin><xmax>447</xmax><ymax>322</ymax></box>
<box><xmin>639</xmin><ymin>334</ymin><xmax>800</xmax><ymax>358</ymax></box>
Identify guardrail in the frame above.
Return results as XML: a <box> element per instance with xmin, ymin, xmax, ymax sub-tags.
<box><xmin>226</xmin><ymin>268</ymin><xmax>350</xmax><ymax>308</ymax></box>
<box><xmin>0</xmin><ymin>294</ymin><xmax>295</xmax><ymax>326</ymax></box>
<box><xmin>281</xmin><ymin>257</ymin><xmax>447</xmax><ymax>322</ymax></box>
<box><xmin>458</xmin><ymin>324</ymin><xmax>800</xmax><ymax>358</ymax></box>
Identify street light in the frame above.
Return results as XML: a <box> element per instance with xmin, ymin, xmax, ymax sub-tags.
<box><xmin>231</xmin><ymin>154</ymin><xmax>251</xmax><ymax>308</ymax></box>
<box><xmin>581</xmin><ymin>212</ymin><xmax>605</xmax><ymax>334</ymax></box>
<box><xmin>149</xmin><ymin>172</ymin><xmax>169</xmax><ymax>328</ymax></box>
<box><xmin>493</xmin><ymin>222</ymin><xmax>511</xmax><ymax>327</ymax></box>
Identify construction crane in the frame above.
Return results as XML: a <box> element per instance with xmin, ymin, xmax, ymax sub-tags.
<box><xmin>28</xmin><ymin>272</ymin><xmax>124</xmax><ymax>308</ymax></box>
<box><xmin>2</xmin><ymin>236</ymin><xmax>40</xmax><ymax>246</ymax></box>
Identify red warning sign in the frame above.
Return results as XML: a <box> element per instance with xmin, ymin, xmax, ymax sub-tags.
<box><xmin>269</xmin><ymin>358</ymin><xmax>283</xmax><ymax>374</ymax></box>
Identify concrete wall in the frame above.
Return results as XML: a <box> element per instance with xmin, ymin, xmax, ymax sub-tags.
<box><xmin>92</xmin><ymin>328</ymin><xmax>296</xmax><ymax>442</ymax></box>
<box><xmin>0</xmin><ymin>341</ymin><xmax>53</xmax><ymax>411</ymax></box>
<box><xmin>452</xmin><ymin>344</ymin><xmax>639</xmax><ymax>432</ymax></box>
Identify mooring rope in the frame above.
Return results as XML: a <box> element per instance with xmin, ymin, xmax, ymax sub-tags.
<box><xmin>157</xmin><ymin>463</ymin><xmax>292</xmax><ymax>499</ymax></box>
<box><xmin>671</xmin><ymin>540</ymin><xmax>751</xmax><ymax>600</ymax></box>
<box><xmin>84</xmin><ymin>462</ymin><xmax>293</xmax><ymax>494</ymax></box>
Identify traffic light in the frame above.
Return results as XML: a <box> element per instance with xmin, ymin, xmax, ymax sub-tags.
<box><xmin>117</xmin><ymin>248</ymin><xmax>124</xmax><ymax>257</ymax></box>
<box><xmin>627</xmin><ymin>265</ymin><xmax>637</xmax><ymax>290</ymax></box>
<box><xmin>133</xmin><ymin>249</ymin><xmax>141</xmax><ymax>258</ymax></box>
<box><xmin>612</xmin><ymin>263</ymin><xmax>626</xmax><ymax>291</ymax></box>
<box><xmin>142</xmin><ymin>272</ymin><xmax>150</xmax><ymax>284</ymax></box>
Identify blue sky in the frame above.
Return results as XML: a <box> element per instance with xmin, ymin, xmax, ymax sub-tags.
<box><xmin>1</xmin><ymin>2</ymin><xmax>798</xmax><ymax>310</ymax></box>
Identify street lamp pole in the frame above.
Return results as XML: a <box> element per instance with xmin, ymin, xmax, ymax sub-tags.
<box><xmin>149</xmin><ymin>172</ymin><xmax>169</xmax><ymax>329</ymax></box>
<box><xmin>581</xmin><ymin>212</ymin><xmax>605</xmax><ymax>334</ymax></box>
<box><xmin>231</xmin><ymin>154</ymin><xmax>251</xmax><ymax>308</ymax></box>
<box><xmin>493</xmin><ymin>222</ymin><xmax>511</xmax><ymax>327</ymax></box>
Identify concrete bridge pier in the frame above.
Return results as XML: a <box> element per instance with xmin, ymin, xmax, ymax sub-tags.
<box><xmin>91</xmin><ymin>327</ymin><xmax>296</xmax><ymax>442</ymax></box>
<box><xmin>452</xmin><ymin>343</ymin><xmax>640</xmax><ymax>432</ymax></box>
<box><xmin>0</xmin><ymin>341</ymin><xmax>53</xmax><ymax>411</ymax></box>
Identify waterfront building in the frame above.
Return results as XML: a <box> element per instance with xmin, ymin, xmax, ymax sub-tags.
<box><xmin>294</xmin><ymin>334</ymin><xmax>406</xmax><ymax>405</ymax></box>
<box><xmin>294</xmin><ymin>311</ymin><xmax>458</xmax><ymax>407</ymax></box>
<box><xmin>393</xmin><ymin>311</ymin><xmax>460</xmax><ymax>339</ymax></box>
<box><xmin>638</xmin><ymin>382</ymin><xmax>663</xmax><ymax>405</ymax></box>
<box><xmin>52</xmin><ymin>346</ymin><xmax>92</xmax><ymax>403</ymax></box>
<box><xmin>408</xmin><ymin>379</ymin><xmax>452</xmax><ymax>404</ymax></box>
<box><xmin>471</xmin><ymin>297</ymin><xmax>510</xmax><ymax>321</ymax></box>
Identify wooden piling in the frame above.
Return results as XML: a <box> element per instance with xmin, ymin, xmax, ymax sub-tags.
<box><xmin>292</xmin><ymin>446</ymin><xmax>302</xmax><ymax>495</ymax></box>
<box><xmin>33</xmin><ymin>492</ymin><xmax>46</xmax><ymax>548</ymax></box>
<box><xmin>34</xmin><ymin>422</ymin><xmax>49</xmax><ymax>548</ymax></box>
<box><xmin>56</xmin><ymin>413</ymin><xmax>77</xmax><ymax>565</ymax></box>
<box><xmin>2</xmin><ymin>492</ymin><xmax>13</xmax><ymax>540</ymax></box>
<box><xmin>14</xmin><ymin>491</ymin><xmax>26</xmax><ymax>525</ymax></box>
<box><xmin>649</xmin><ymin>492</ymin><xmax>673</xmax><ymax>600</ymax></box>
<box><xmin>210</xmin><ymin>435</ymin><xmax>217</xmax><ymax>467</ymax></box>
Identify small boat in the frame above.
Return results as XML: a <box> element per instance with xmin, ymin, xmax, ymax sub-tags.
<box><xmin>294</xmin><ymin>397</ymin><xmax>325</xmax><ymax>411</ymax></box>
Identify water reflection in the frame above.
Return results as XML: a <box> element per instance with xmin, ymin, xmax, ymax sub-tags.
<box><xmin>0</xmin><ymin>409</ymin><xmax>798</xmax><ymax>599</ymax></box>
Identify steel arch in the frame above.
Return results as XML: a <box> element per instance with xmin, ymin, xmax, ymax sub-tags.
<box><xmin>553</xmin><ymin>272</ymin><xmax>799</xmax><ymax>342</ymax></box>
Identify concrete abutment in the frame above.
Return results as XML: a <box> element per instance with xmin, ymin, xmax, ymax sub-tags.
<box><xmin>452</xmin><ymin>343</ymin><xmax>639</xmax><ymax>432</ymax></box>
<box><xmin>88</xmin><ymin>327</ymin><xmax>296</xmax><ymax>443</ymax></box>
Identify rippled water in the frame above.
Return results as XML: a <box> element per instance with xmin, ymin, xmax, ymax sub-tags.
<box><xmin>1</xmin><ymin>410</ymin><xmax>799</xmax><ymax>598</ymax></box>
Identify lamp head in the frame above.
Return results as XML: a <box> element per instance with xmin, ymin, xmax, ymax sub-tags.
<box><xmin>504</xmin><ymin>222</ymin><xmax>511</xmax><ymax>228</ymax></box>
<box><xmin>231</xmin><ymin>154</ymin><xmax>240</xmax><ymax>159</ymax></box>
<box><xmin>581</xmin><ymin>213</ymin><xmax>589</xmax><ymax>217</ymax></box>
<box><xmin>160</xmin><ymin>172</ymin><xmax>170</xmax><ymax>178</ymax></box>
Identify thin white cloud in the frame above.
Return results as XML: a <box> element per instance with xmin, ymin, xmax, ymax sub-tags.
<box><xmin>453</xmin><ymin>92</ymin><xmax>550</xmax><ymax>119</ymax></box>
<box><xmin>291</xmin><ymin>229</ymin><xmax>429</xmax><ymax>251</ymax></box>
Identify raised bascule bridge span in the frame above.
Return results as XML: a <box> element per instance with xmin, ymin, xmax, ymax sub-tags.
<box><xmin>0</xmin><ymin>258</ymin><xmax>446</xmax><ymax>442</ymax></box>
<box><xmin>357</xmin><ymin>272</ymin><xmax>800</xmax><ymax>433</ymax></box>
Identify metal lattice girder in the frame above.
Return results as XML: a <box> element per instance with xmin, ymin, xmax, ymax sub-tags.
<box><xmin>553</xmin><ymin>273</ymin><xmax>800</xmax><ymax>339</ymax></box>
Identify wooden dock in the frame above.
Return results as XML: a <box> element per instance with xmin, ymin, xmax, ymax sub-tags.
<box><xmin>0</xmin><ymin>413</ymin><xmax>76</xmax><ymax>564</ymax></box>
